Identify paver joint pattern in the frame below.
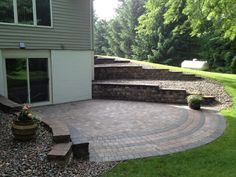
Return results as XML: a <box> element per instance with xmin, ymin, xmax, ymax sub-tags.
<box><xmin>34</xmin><ymin>100</ymin><xmax>226</xmax><ymax>162</ymax></box>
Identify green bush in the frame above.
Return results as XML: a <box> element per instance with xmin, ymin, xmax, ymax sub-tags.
<box><xmin>187</xmin><ymin>95</ymin><xmax>203</xmax><ymax>110</ymax></box>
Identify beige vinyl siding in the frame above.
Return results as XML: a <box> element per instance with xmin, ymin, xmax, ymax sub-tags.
<box><xmin>0</xmin><ymin>0</ymin><xmax>92</xmax><ymax>50</ymax></box>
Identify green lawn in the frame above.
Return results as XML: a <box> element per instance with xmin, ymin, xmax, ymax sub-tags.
<box><xmin>102</xmin><ymin>60</ymin><xmax>236</xmax><ymax>177</ymax></box>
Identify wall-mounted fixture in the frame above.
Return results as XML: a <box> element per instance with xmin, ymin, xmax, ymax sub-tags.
<box><xmin>19</xmin><ymin>42</ymin><xmax>26</xmax><ymax>49</ymax></box>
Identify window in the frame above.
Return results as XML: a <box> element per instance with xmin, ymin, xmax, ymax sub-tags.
<box><xmin>0</xmin><ymin>0</ymin><xmax>52</xmax><ymax>27</ymax></box>
<box><xmin>0</xmin><ymin>0</ymin><xmax>14</xmax><ymax>23</ymax></box>
<box><xmin>17</xmin><ymin>0</ymin><xmax>33</xmax><ymax>25</ymax></box>
<box><xmin>36</xmin><ymin>0</ymin><xmax>51</xmax><ymax>26</ymax></box>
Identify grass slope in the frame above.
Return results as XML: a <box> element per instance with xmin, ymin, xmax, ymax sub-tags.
<box><xmin>103</xmin><ymin>60</ymin><xmax>236</xmax><ymax>177</ymax></box>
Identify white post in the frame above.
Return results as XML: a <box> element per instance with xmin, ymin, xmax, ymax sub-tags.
<box><xmin>0</xmin><ymin>50</ymin><xmax>5</xmax><ymax>96</ymax></box>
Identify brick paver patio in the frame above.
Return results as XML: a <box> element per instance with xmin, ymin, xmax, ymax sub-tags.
<box><xmin>34</xmin><ymin>99</ymin><xmax>226</xmax><ymax>162</ymax></box>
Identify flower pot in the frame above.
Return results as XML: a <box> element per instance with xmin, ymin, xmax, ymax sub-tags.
<box><xmin>12</xmin><ymin>120</ymin><xmax>38</xmax><ymax>141</ymax></box>
<box><xmin>188</xmin><ymin>103</ymin><xmax>201</xmax><ymax>110</ymax></box>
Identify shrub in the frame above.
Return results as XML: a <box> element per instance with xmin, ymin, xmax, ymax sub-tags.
<box><xmin>187</xmin><ymin>95</ymin><xmax>203</xmax><ymax>110</ymax></box>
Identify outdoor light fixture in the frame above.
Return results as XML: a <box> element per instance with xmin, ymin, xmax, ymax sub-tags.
<box><xmin>19</xmin><ymin>42</ymin><xmax>26</xmax><ymax>49</ymax></box>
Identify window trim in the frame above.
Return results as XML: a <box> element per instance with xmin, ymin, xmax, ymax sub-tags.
<box><xmin>0</xmin><ymin>0</ymin><xmax>53</xmax><ymax>28</ymax></box>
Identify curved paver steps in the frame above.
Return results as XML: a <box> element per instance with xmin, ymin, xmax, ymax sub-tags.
<box><xmin>34</xmin><ymin>100</ymin><xmax>226</xmax><ymax>162</ymax></box>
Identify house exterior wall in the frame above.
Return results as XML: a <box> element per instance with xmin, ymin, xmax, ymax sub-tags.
<box><xmin>0</xmin><ymin>0</ymin><xmax>92</xmax><ymax>50</ymax></box>
<box><xmin>51</xmin><ymin>50</ymin><xmax>93</xmax><ymax>104</ymax></box>
<box><xmin>0</xmin><ymin>50</ymin><xmax>5</xmax><ymax>96</ymax></box>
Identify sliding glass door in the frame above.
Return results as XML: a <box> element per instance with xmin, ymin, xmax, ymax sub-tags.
<box><xmin>5</xmin><ymin>58</ymin><xmax>50</xmax><ymax>104</ymax></box>
<box><xmin>5</xmin><ymin>58</ymin><xmax>28</xmax><ymax>103</ymax></box>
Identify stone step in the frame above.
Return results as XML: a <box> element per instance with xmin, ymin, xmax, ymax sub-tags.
<box><xmin>48</xmin><ymin>142</ymin><xmax>73</xmax><ymax>165</ymax></box>
<box><xmin>0</xmin><ymin>95</ymin><xmax>21</xmax><ymax>113</ymax></box>
<box><xmin>92</xmin><ymin>82</ymin><xmax>188</xmax><ymax>104</ymax></box>
<box><xmin>72</xmin><ymin>140</ymin><xmax>89</xmax><ymax>160</ymax></box>
<box><xmin>95</xmin><ymin>65</ymin><xmax>143</xmax><ymax>80</ymax></box>
<box><xmin>202</xmin><ymin>96</ymin><xmax>216</xmax><ymax>105</ymax></box>
<box><xmin>95</xmin><ymin>58</ymin><xmax>115</xmax><ymax>64</ymax></box>
<box><xmin>94</xmin><ymin>56</ymin><xmax>131</xmax><ymax>65</ymax></box>
<box><xmin>95</xmin><ymin>63</ymin><xmax>141</xmax><ymax>68</ymax></box>
<box><xmin>94</xmin><ymin>64</ymin><xmax>202</xmax><ymax>81</ymax></box>
<box><xmin>67</xmin><ymin>125</ymin><xmax>90</xmax><ymax>160</ymax></box>
<box><xmin>114</xmin><ymin>60</ymin><xmax>130</xmax><ymax>64</ymax></box>
<box><xmin>41</xmin><ymin>119</ymin><xmax>70</xmax><ymax>143</ymax></box>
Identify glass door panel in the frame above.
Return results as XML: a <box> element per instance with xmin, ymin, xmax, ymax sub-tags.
<box><xmin>29</xmin><ymin>58</ymin><xmax>49</xmax><ymax>103</ymax></box>
<box><xmin>5</xmin><ymin>58</ymin><xmax>28</xmax><ymax>103</ymax></box>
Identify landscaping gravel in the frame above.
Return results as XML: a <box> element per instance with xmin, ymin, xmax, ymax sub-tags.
<box><xmin>0</xmin><ymin>111</ymin><xmax>117</xmax><ymax>177</ymax></box>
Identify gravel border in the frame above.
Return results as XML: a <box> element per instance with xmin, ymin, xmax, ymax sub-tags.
<box><xmin>0</xmin><ymin>111</ymin><xmax>117</xmax><ymax>177</ymax></box>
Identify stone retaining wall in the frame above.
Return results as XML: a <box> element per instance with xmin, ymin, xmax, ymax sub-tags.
<box><xmin>93</xmin><ymin>83</ymin><xmax>188</xmax><ymax>104</ymax></box>
<box><xmin>95</xmin><ymin>66</ymin><xmax>201</xmax><ymax>81</ymax></box>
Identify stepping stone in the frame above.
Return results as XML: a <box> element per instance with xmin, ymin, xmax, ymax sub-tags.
<box><xmin>48</xmin><ymin>142</ymin><xmax>73</xmax><ymax>165</ymax></box>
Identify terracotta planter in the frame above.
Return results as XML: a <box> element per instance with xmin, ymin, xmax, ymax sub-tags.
<box><xmin>12</xmin><ymin>120</ymin><xmax>38</xmax><ymax>141</ymax></box>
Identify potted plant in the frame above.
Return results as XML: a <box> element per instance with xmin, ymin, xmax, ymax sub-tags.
<box><xmin>187</xmin><ymin>94</ymin><xmax>203</xmax><ymax>110</ymax></box>
<box><xmin>12</xmin><ymin>104</ymin><xmax>38</xmax><ymax>141</ymax></box>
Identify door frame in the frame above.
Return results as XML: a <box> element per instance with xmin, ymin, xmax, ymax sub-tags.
<box><xmin>2</xmin><ymin>49</ymin><xmax>52</xmax><ymax>106</ymax></box>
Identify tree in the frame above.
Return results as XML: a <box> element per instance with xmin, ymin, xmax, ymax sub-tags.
<box><xmin>134</xmin><ymin>0</ymin><xmax>197</xmax><ymax>65</ymax></box>
<box><xmin>107</xmin><ymin>0</ymin><xmax>146</xmax><ymax>58</ymax></box>
<box><xmin>94</xmin><ymin>17</ymin><xmax>110</xmax><ymax>55</ymax></box>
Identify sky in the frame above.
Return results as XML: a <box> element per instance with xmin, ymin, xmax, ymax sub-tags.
<box><xmin>93</xmin><ymin>0</ymin><xmax>120</xmax><ymax>20</ymax></box>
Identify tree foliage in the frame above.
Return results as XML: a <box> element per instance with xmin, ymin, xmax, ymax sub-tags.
<box><xmin>164</xmin><ymin>0</ymin><xmax>236</xmax><ymax>40</ymax></box>
<box><xmin>106</xmin><ymin>0</ymin><xmax>146</xmax><ymax>58</ymax></box>
<box><xmin>94</xmin><ymin>0</ymin><xmax>236</xmax><ymax>73</ymax></box>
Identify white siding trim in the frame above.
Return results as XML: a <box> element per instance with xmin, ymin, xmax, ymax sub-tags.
<box><xmin>90</xmin><ymin>0</ymin><xmax>94</xmax><ymax>50</ymax></box>
<box><xmin>50</xmin><ymin>0</ymin><xmax>54</xmax><ymax>28</ymax></box>
<box><xmin>0</xmin><ymin>50</ymin><xmax>5</xmax><ymax>96</ymax></box>
<box><xmin>32</xmin><ymin>0</ymin><xmax>37</xmax><ymax>26</ymax></box>
<box><xmin>13</xmin><ymin>0</ymin><xmax>18</xmax><ymax>24</ymax></box>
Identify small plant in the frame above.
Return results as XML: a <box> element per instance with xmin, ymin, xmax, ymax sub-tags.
<box><xmin>12</xmin><ymin>104</ymin><xmax>39</xmax><ymax>141</ymax></box>
<box><xmin>187</xmin><ymin>94</ymin><xmax>203</xmax><ymax>110</ymax></box>
<box><xmin>17</xmin><ymin>104</ymin><xmax>34</xmax><ymax>122</ymax></box>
